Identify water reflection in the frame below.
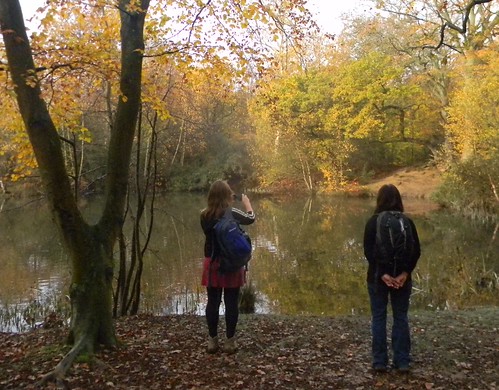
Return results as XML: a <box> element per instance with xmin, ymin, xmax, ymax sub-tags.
<box><xmin>0</xmin><ymin>194</ymin><xmax>497</xmax><ymax>332</ymax></box>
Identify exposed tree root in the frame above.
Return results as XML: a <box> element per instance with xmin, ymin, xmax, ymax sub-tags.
<box><xmin>36</xmin><ymin>335</ymin><xmax>90</xmax><ymax>389</ymax></box>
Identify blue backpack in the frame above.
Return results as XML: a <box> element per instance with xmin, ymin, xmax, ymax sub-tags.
<box><xmin>213</xmin><ymin>208</ymin><xmax>252</xmax><ymax>274</ymax></box>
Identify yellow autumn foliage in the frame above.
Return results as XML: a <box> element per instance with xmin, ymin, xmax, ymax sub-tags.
<box><xmin>445</xmin><ymin>46</ymin><xmax>499</xmax><ymax>160</ymax></box>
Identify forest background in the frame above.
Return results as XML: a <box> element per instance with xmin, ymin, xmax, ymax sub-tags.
<box><xmin>0</xmin><ymin>0</ymin><xmax>497</xmax><ymax>387</ymax></box>
<box><xmin>1</xmin><ymin>0</ymin><xmax>497</xmax><ymax>219</ymax></box>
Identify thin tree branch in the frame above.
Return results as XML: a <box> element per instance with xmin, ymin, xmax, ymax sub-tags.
<box><xmin>423</xmin><ymin>0</ymin><xmax>493</xmax><ymax>50</ymax></box>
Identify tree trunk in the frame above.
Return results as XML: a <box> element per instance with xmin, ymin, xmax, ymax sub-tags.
<box><xmin>298</xmin><ymin>151</ymin><xmax>313</xmax><ymax>192</ymax></box>
<box><xmin>66</xmin><ymin>225</ymin><xmax>116</xmax><ymax>349</ymax></box>
<box><xmin>0</xmin><ymin>0</ymin><xmax>150</xmax><ymax>380</ymax></box>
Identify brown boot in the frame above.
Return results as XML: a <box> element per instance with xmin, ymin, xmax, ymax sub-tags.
<box><xmin>223</xmin><ymin>336</ymin><xmax>238</xmax><ymax>354</ymax></box>
<box><xmin>207</xmin><ymin>336</ymin><xmax>219</xmax><ymax>354</ymax></box>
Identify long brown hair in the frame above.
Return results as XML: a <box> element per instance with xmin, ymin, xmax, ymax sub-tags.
<box><xmin>374</xmin><ymin>184</ymin><xmax>404</xmax><ymax>213</ymax></box>
<box><xmin>201</xmin><ymin>180</ymin><xmax>233</xmax><ymax>220</ymax></box>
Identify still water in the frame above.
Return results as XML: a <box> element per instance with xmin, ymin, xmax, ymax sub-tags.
<box><xmin>0</xmin><ymin>194</ymin><xmax>497</xmax><ymax>332</ymax></box>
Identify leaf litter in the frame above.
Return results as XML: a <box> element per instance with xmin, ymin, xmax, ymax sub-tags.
<box><xmin>0</xmin><ymin>307</ymin><xmax>497</xmax><ymax>389</ymax></box>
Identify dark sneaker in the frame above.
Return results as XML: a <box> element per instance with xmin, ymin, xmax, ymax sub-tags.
<box><xmin>373</xmin><ymin>365</ymin><xmax>388</xmax><ymax>373</ymax></box>
<box><xmin>395</xmin><ymin>365</ymin><xmax>410</xmax><ymax>373</ymax></box>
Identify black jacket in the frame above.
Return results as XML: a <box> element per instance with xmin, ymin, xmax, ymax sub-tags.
<box><xmin>363</xmin><ymin>213</ymin><xmax>421</xmax><ymax>284</ymax></box>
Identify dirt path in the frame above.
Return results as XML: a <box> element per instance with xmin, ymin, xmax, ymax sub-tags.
<box><xmin>363</xmin><ymin>166</ymin><xmax>443</xmax><ymax>214</ymax></box>
<box><xmin>364</xmin><ymin>166</ymin><xmax>442</xmax><ymax>199</ymax></box>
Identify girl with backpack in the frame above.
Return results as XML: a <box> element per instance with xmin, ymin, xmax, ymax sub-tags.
<box><xmin>200</xmin><ymin>180</ymin><xmax>255</xmax><ymax>354</ymax></box>
<box><xmin>363</xmin><ymin>184</ymin><xmax>421</xmax><ymax>373</ymax></box>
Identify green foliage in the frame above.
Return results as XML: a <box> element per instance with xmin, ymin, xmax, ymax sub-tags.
<box><xmin>75</xmin><ymin>353</ymin><xmax>92</xmax><ymax>364</ymax></box>
<box><xmin>434</xmin><ymin>46</ymin><xmax>499</xmax><ymax>219</ymax></box>
<box><xmin>1</xmin><ymin>0</ymin><xmax>318</xmax><ymax>195</ymax></box>
<box><xmin>329</xmin><ymin>51</ymin><xmax>434</xmax><ymax>167</ymax></box>
<box><xmin>239</xmin><ymin>281</ymin><xmax>257</xmax><ymax>314</ymax></box>
<box><xmin>250</xmin><ymin>68</ymin><xmax>354</xmax><ymax>192</ymax></box>
<box><xmin>349</xmin><ymin>139</ymin><xmax>430</xmax><ymax>176</ymax></box>
<box><xmin>445</xmin><ymin>46</ymin><xmax>499</xmax><ymax>160</ymax></box>
<box><xmin>432</xmin><ymin>153</ymin><xmax>499</xmax><ymax>220</ymax></box>
<box><xmin>1</xmin><ymin>0</ymin><xmax>496</xmax><ymax>211</ymax></box>
<box><xmin>167</xmin><ymin>162</ymin><xmax>225</xmax><ymax>192</ymax></box>
<box><xmin>165</xmin><ymin>111</ymin><xmax>254</xmax><ymax>192</ymax></box>
<box><xmin>249</xmin><ymin>47</ymin><xmax>436</xmax><ymax>191</ymax></box>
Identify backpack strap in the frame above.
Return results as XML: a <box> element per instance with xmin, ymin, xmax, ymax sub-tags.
<box><xmin>207</xmin><ymin>208</ymin><xmax>233</xmax><ymax>286</ymax></box>
<box><xmin>208</xmin><ymin>215</ymin><xmax>222</xmax><ymax>288</ymax></box>
<box><xmin>375</xmin><ymin>212</ymin><xmax>384</xmax><ymax>248</ymax></box>
<box><xmin>374</xmin><ymin>212</ymin><xmax>382</xmax><ymax>291</ymax></box>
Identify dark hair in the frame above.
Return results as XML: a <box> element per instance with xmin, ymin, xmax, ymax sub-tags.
<box><xmin>201</xmin><ymin>180</ymin><xmax>233</xmax><ymax>220</ymax></box>
<box><xmin>374</xmin><ymin>184</ymin><xmax>404</xmax><ymax>214</ymax></box>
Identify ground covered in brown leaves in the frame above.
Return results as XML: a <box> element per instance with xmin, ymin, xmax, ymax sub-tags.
<box><xmin>1</xmin><ymin>307</ymin><xmax>497</xmax><ymax>389</ymax></box>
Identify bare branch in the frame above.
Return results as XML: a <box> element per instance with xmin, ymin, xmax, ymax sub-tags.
<box><xmin>423</xmin><ymin>0</ymin><xmax>493</xmax><ymax>51</ymax></box>
<box><xmin>187</xmin><ymin>0</ymin><xmax>212</xmax><ymax>45</ymax></box>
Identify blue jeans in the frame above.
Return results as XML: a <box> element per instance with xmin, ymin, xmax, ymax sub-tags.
<box><xmin>368</xmin><ymin>281</ymin><xmax>412</xmax><ymax>368</ymax></box>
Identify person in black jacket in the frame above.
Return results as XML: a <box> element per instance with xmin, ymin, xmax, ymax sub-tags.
<box><xmin>363</xmin><ymin>184</ymin><xmax>421</xmax><ymax>373</ymax></box>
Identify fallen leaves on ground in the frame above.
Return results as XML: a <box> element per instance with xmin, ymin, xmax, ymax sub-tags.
<box><xmin>0</xmin><ymin>307</ymin><xmax>497</xmax><ymax>389</ymax></box>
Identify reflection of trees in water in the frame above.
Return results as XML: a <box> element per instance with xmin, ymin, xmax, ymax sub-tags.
<box><xmin>410</xmin><ymin>213</ymin><xmax>498</xmax><ymax>311</ymax></box>
<box><xmin>0</xmin><ymin>195</ymin><xmax>497</xmax><ymax>331</ymax></box>
<box><xmin>250</xmin><ymin>198</ymin><xmax>498</xmax><ymax>316</ymax></box>
<box><xmin>411</xmin><ymin>246</ymin><xmax>498</xmax><ymax>311</ymax></box>
<box><xmin>0</xmin><ymin>286</ymin><xmax>70</xmax><ymax>333</ymax></box>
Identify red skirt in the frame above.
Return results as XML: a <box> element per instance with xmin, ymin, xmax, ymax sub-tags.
<box><xmin>201</xmin><ymin>257</ymin><xmax>246</xmax><ymax>288</ymax></box>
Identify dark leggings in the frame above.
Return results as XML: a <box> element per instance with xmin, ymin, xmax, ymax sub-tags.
<box><xmin>206</xmin><ymin>287</ymin><xmax>240</xmax><ymax>338</ymax></box>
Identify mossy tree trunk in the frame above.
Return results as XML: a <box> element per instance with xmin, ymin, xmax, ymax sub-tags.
<box><xmin>0</xmin><ymin>0</ymin><xmax>150</xmax><ymax>380</ymax></box>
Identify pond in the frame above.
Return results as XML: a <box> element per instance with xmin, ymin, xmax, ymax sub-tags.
<box><xmin>0</xmin><ymin>193</ymin><xmax>497</xmax><ymax>332</ymax></box>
